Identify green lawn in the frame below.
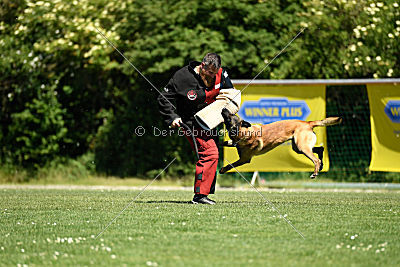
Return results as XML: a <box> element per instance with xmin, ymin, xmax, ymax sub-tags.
<box><xmin>0</xmin><ymin>188</ymin><xmax>399</xmax><ymax>266</ymax></box>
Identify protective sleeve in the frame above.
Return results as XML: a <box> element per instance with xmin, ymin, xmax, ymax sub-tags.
<box><xmin>157</xmin><ymin>77</ymin><xmax>180</xmax><ymax>126</ymax></box>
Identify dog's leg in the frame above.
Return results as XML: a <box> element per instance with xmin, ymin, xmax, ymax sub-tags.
<box><xmin>219</xmin><ymin>156</ymin><xmax>252</xmax><ymax>174</ymax></box>
<box><xmin>312</xmin><ymin>146</ymin><xmax>324</xmax><ymax>171</ymax></box>
<box><xmin>236</xmin><ymin>146</ymin><xmax>242</xmax><ymax>158</ymax></box>
<box><xmin>303</xmin><ymin>150</ymin><xmax>321</xmax><ymax>179</ymax></box>
<box><xmin>291</xmin><ymin>138</ymin><xmax>303</xmax><ymax>154</ymax></box>
<box><xmin>294</xmin><ymin>131</ymin><xmax>321</xmax><ymax>179</ymax></box>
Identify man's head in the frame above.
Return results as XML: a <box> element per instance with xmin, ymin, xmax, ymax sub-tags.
<box><xmin>200</xmin><ymin>53</ymin><xmax>221</xmax><ymax>87</ymax></box>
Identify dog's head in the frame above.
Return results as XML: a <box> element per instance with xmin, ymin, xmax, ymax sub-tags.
<box><xmin>221</xmin><ymin>108</ymin><xmax>252</xmax><ymax>134</ymax></box>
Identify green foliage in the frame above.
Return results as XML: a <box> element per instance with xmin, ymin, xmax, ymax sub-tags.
<box><xmin>36</xmin><ymin>153</ymin><xmax>96</xmax><ymax>181</ymax></box>
<box><xmin>0</xmin><ymin>164</ymin><xmax>28</xmax><ymax>183</ymax></box>
<box><xmin>0</xmin><ymin>0</ymin><xmax>399</xmax><ymax>180</ymax></box>
<box><xmin>0</xmin><ymin>0</ymin><xmax>118</xmax><ymax>168</ymax></box>
<box><xmin>273</xmin><ymin>0</ymin><xmax>400</xmax><ymax>78</ymax></box>
<box><xmin>7</xmin><ymin>86</ymin><xmax>67</xmax><ymax>168</ymax></box>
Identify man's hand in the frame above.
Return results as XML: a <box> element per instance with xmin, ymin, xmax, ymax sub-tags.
<box><xmin>170</xmin><ymin>117</ymin><xmax>183</xmax><ymax>128</ymax></box>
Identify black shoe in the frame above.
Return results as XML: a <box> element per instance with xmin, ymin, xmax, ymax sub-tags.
<box><xmin>192</xmin><ymin>194</ymin><xmax>216</xmax><ymax>205</ymax></box>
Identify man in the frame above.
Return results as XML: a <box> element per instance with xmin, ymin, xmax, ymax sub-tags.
<box><xmin>157</xmin><ymin>53</ymin><xmax>234</xmax><ymax>204</ymax></box>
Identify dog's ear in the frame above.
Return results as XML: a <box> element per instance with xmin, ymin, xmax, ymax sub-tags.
<box><xmin>241</xmin><ymin>120</ymin><xmax>252</xmax><ymax>128</ymax></box>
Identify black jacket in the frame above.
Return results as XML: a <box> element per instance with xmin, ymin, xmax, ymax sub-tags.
<box><xmin>157</xmin><ymin>61</ymin><xmax>234</xmax><ymax>127</ymax></box>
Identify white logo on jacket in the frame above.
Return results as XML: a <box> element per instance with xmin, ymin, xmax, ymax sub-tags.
<box><xmin>187</xmin><ymin>90</ymin><xmax>197</xmax><ymax>100</ymax></box>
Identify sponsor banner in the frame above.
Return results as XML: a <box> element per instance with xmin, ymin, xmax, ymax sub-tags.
<box><xmin>223</xmin><ymin>84</ymin><xmax>328</xmax><ymax>172</ymax></box>
<box><xmin>367</xmin><ymin>84</ymin><xmax>400</xmax><ymax>172</ymax></box>
<box><xmin>238</xmin><ymin>98</ymin><xmax>311</xmax><ymax>124</ymax></box>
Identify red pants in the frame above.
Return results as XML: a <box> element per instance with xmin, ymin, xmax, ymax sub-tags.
<box><xmin>185</xmin><ymin>128</ymin><xmax>219</xmax><ymax>195</ymax></box>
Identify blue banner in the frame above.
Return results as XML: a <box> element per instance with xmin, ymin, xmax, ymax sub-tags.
<box><xmin>384</xmin><ymin>100</ymin><xmax>400</xmax><ymax>123</ymax></box>
<box><xmin>238</xmin><ymin>98</ymin><xmax>310</xmax><ymax>123</ymax></box>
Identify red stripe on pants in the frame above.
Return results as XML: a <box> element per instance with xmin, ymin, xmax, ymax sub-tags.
<box><xmin>185</xmin><ymin>129</ymin><xmax>219</xmax><ymax>195</ymax></box>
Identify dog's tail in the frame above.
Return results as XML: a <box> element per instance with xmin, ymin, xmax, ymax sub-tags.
<box><xmin>309</xmin><ymin>117</ymin><xmax>342</xmax><ymax>128</ymax></box>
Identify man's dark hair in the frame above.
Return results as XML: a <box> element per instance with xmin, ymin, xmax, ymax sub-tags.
<box><xmin>202</xmin><ymin>53</ymin><xmax>221</xmax><ymax>69</ymax></box>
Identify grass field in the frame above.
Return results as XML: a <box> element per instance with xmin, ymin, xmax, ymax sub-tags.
<box><xmin>0</xmin><ymin>187</ymin><xmax>399</xmax><ymax>266</ymax></box>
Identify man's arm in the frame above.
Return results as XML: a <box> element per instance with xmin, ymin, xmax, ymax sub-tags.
<box><xmin>157</xmin><ymin>77</ymin><xmax>181</xmax><ymax>127</ymax></box>
<box><xmin>221</xmin><ymin>68</ymin><xmax>234</xmax><ymax>89</ymax></box>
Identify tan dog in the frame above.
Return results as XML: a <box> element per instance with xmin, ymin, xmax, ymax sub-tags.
<box><xmin>220</xmin><ymin>108</ymin><xmax>342</xmax><ymax>178</ymax></box>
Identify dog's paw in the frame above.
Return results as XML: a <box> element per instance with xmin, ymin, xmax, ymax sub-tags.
<box><xmin>319</xmin><ymin>163</ymin><xmax>324</xmax><ymax>171</ymax></box>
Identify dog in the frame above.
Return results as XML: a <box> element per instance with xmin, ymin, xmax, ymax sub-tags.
<box><xmin>220</xmin><ymin>108</ymin><xmax>342</xmax><ymax>178</ymax></box>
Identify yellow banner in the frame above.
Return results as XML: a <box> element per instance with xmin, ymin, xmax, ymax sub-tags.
<box><xmin>223</xmin><ymin>84</ymin><xmax>328</xmax><ymax>172</ymax></box>
<box><xmin>367</xmin><ymin>84</ymin><xmax>400</xmax><ymax>172</ymax></box>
